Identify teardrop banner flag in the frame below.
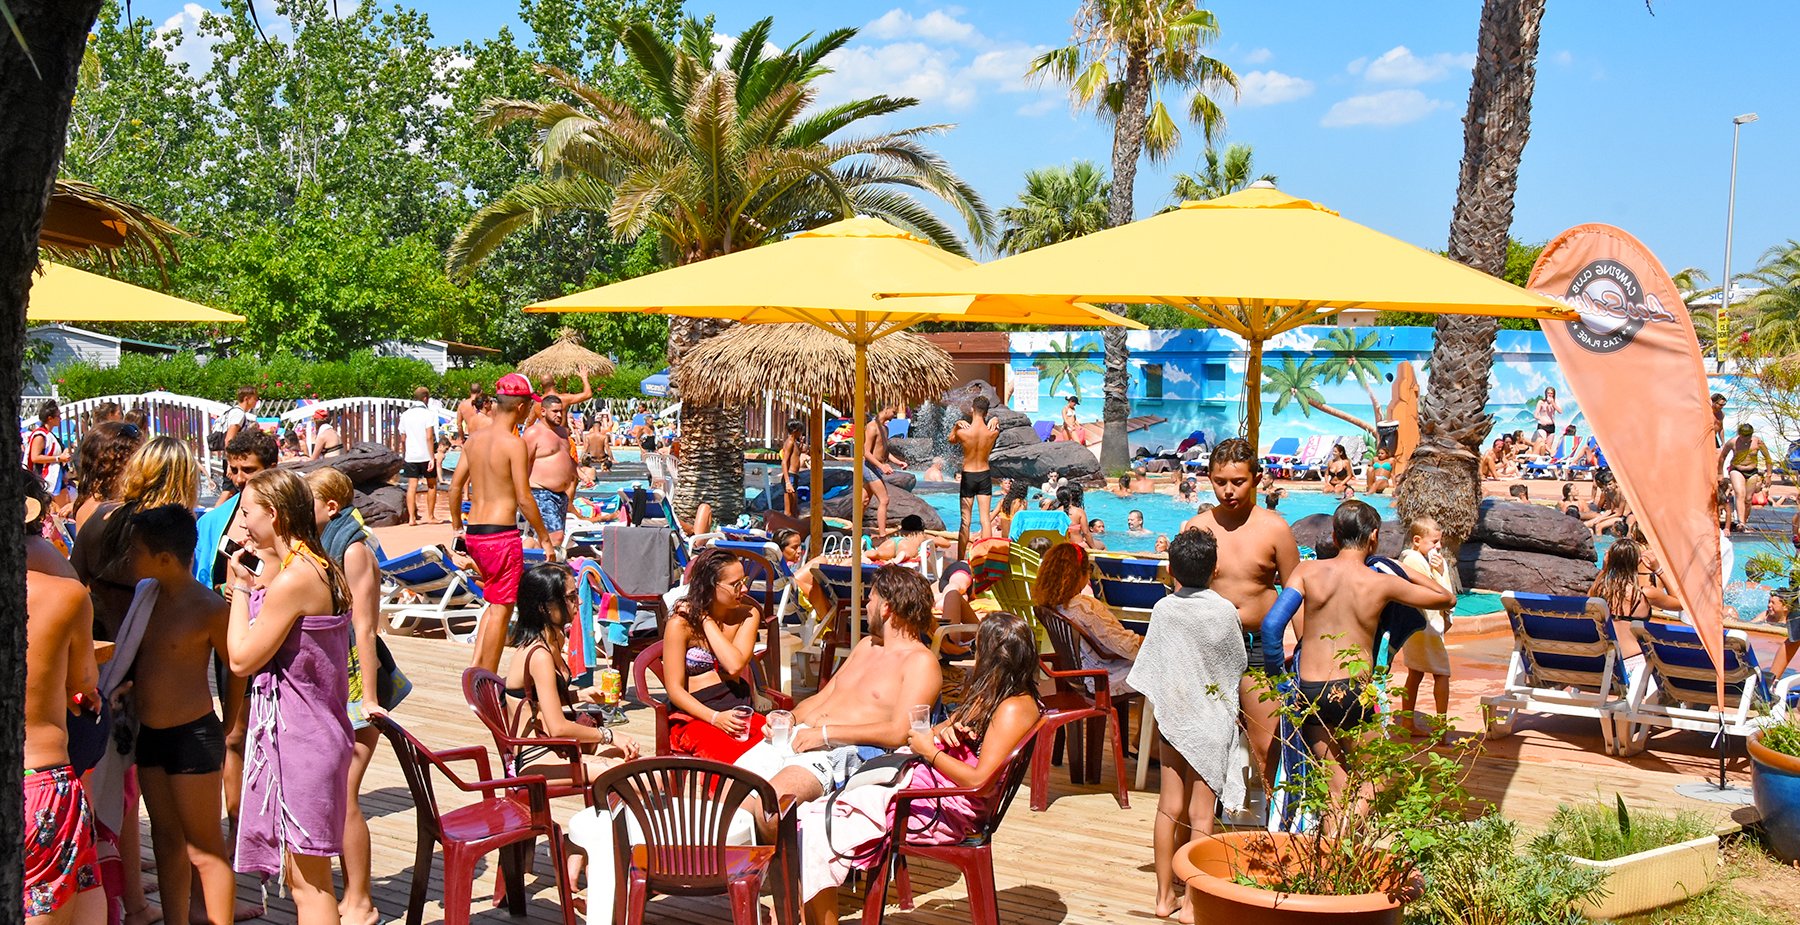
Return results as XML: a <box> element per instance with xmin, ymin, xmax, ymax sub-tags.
<box><xmin>1528</xmin><ymin>224</ymin><xmax>1725</xmax><ymax>701</ymax></box>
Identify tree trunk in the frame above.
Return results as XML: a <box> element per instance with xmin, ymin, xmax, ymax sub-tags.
<box><xmin>1305</xmin><ymin>400</ymin><xmax>1378</xmax><ymax>437</ymax></box>
<box><xmin>1395</xmin><ymin>0</ymin><xmax>1544</xmax><ymax>549</ymax></box>
<box><xmin>1099</xmin><ymin>47</ymin><xmax>1152</xmax><ymax>475</ymax></box>
<box><xmin>1</xmin><ymin>1</ymin><xmax>106</xmax><ymax>917</ymax></box>
<box><xmin>666</xmin><ymin>314</ymin><xmax>744</xmax><ymax>523</ymax></box>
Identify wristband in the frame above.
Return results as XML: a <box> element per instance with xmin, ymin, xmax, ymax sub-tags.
<box><xmin>821</xmin><ymin>723</ymin><xmax>831</xmax><ymax>748</ymax></box>
<box><xmin>231</xmin><ymin>585</ymin><xmax>255</xmax><ymax>595</ymax></box>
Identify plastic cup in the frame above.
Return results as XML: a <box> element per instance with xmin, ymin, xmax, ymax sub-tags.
<box><xmin>730</xmin><ymin>705</ymin><xmax>755</xmax><ymax>742</ymax></box>
<box><xmin>766</xmin><ymin>710</ymin><xmax>794</xmax><ymax>753</ymax></box>
<box><xmin>909</xmin><ymin>704</ymin><xmax>932</xmax><ymax>735</ymax></box>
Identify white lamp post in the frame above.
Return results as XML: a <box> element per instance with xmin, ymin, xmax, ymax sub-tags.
<box><xmin>1719</xmin><ymin>112</ymin><xmax>1757</xmax><ymax>362</ymax></box>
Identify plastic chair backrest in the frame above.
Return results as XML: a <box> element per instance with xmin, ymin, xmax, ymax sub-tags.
<box><xmin>463</xmin><ymin>667</ymin><xmax>528</xmax><ymax>774</ymax></box>
<box><xmin>1504</xmin><ymin>592</ymin><xmax>1627</xmax><ymax>689</ymax></box>
<box><xmin>1092</xmin><ymin>556</ymin><xmax>1160</xmax><ymax>582</ymax></box>
<box><xmin>592</xmin><ymin>757</ymin><xmax>778</xmax><ymax>888</ymax></box>
<box><xmin>1262</xmin><ymin>436</ymin><xmax>1299</xmax><ymax>460</ymax></box>
<box><xmin>370</xmin><ymin>714</ymin><xmax>445</xmax><ymax>841</ymax></box>
<box><xmin>631</xmin><ymin>640</ymin><xmax>668</xmax><ymax>705</ymax></box>
<box><xmin>1013</xmin><ymin>529</ymin><xmax>1067</xmax><ymax>556</ymax></box>
<box><xmin>1038</xmin><ymin>608</ymin><xmax>1087</xmax><ymax>693</ymax></box>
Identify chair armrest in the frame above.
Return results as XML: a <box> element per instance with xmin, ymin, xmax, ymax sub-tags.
<box><xmin>1038</xmin><ymin>658</ymin><xmax>1113</xmax><ymax>708</ymax></box>
<box><xmin>431</xmin><ymin>745</ymin><xmax>494</xmax><ymax>782</ymax></box>
<box><xmin>762</xmin><ymin>688</ymin><xmax>795</xmax><ymax>711</ymax></box>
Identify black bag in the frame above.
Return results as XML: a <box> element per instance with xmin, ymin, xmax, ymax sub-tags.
<box><xmin>822</xmin><ymin>753</ymin><xmax>935</xmax><ymax>864</ymax></box>
<box><xmin>207</xmin><ymin>430</ymin><xmax>225</xmax><ymax>452</ymax></box>
<box><xmin>373</xmin><ymin>636</ymin><xmax>412</xmax><ymax>710</ymax></box>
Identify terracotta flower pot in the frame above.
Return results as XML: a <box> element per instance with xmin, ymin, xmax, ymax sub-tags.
<box><xmin>1748</xmin><ymin>730</ymin><xmax>1800</xmax><ymax>862</ymax></box>
<box><xmin>1172</xmin><ymin>831</ymin><xmax>1416</xmax><ymax>925</ymax></box>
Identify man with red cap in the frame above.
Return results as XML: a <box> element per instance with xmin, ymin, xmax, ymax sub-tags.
<box><xmin>448</xmin><ymin>373</ymin><xmax>552</xmax><ymax>672</ymax></box>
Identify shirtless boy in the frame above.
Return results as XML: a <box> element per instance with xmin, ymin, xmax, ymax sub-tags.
<box><xmin>755</xmin><ymin>566</ymin><xmax>942</xmax><ymax>803</ymax></box>
<box><xmin>24</xmin><ymin>549</ymin><xmax>104</xmax><ymax>925</ymax></box>
<box><xmin>1181</xmin><ymin>437</ymin><xmax>1300</xmax><ymax>790</ymax></box>
<box><xmin>583</xmin><ymin>412</ymin><xmax>613</xmax><ymax>472</ymax></box>
<box><xmin>780</xmin><ymin>419</ymin><xmax>806</xmax><ymax>517</ymax></box>
<box><xmin>864</xmin><ymin>407</ymin><xmax>908</xmax><ymax>536</ymax></box>
<box><xmin>128</xmin><ymin>504</ymin><xmax>237</xmax><ymax>925</ymax></box>
<box><xmin>1284</xmin><ymin>500</ymin><xmax>1453</xmax><ymax>808</ymax></box>
<box><xmin>450</xmin><ymin>373</ymin><xmax>552</xmax><ymax>673</ymax></box>
<box><xmin>455</xmin><ymin>382</ymin><xmax>488</xmax><ymax>439</ymax></box>
<box><xmin>948</xmin><ymin>396</ymin><xmax>1000</xmax><ymax>559</ymax></box>
<box><xmin>525</xmin><ymin>394</ymin><xmax>578</xmax><ymax>549</ymax></box>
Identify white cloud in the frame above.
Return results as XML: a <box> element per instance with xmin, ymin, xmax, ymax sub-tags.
<box><xmin>815</xmin><ymin>42</ymin><xmax>976</xmax><ymax>110</ymax></box>
<box><xmin>156</xmin><ymin>3</ymin><xmax>219</xmax><ymax>71</ymax></box>
<box><xmin>1242</xmin><ymin>47</ymin><xmax>1273</xmax><ymax>65</ymax></box>
<box><xmin>864</xmin><ymin>9</ymin><xmax>982</xmax><ymax>45</ymax></box>
<box><xmin>1320</xmin><ymin>89</ymin><xmax>1445</xmax><ymax>127</ymax></box>
<box><xmin>1359</xmin><ymin>45</ymin><xmax>1474</xmax><ymax>85</ymax></box>
<box><xmin>1553</xmin><ymin>49</ymin><xmax>1574</xmax><ymax>66</ymax></box>
<box><xmin>1015</xmin><ymin>96</ymin><xmax>1060</xmax><ymax>117</ymax></box>
<box><xmin>1234</xmin><ymin>70</ymin><xmax>1313</xmax><ymax>107</ymax></box>
<box><xmin>961</xmin><ymin>45</ymin><xmax>1048</xmax><ymax>93</ymax></box>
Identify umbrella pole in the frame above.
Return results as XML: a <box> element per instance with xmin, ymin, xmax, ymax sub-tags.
<box><xmin>851</xmin><ymin>337</ymin><xmax>869</xmax><ymax>647</ymax></box>
<box><xmin>1245</xmin><ymin>336</ymin><xmax>1265</xmax><ymax>453</ymax></box>
<box><xmin>810</xmin><ymin>396</ymin><xmax>825</xmax><ymax>560</ymax></box>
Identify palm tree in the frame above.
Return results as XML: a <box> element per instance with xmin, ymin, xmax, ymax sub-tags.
<box><xmin>1743</xmin><ymin>240</ymin><xmax>1800</xmax><ymax>354</ymax></box>
<box><xmin>1034</xmin><ymin>333</ymin><xmax>1104</xmax><ymax>399</ymax></box>
<box><xmin>449</xmin><ymin>16</ymin><xmax>993</xmax><ymax>520</ymax></box>
<box><xmin>1031</xmin><ymin>0</ymin><xmax>1238</xmax><ymax>474</ymax></box>
<box><xmin>1395</xmin><ymin>0</ymin><xmax>1545</xmax><ymax>551</ymax></box>
<box><xmin>1168</xmin><ymin>141</ymin><xmax>1273</xmax><ymax>204</ymax></box>
<box><xmin>1262</xmin><ymin>356</ymin><xmax>1376</xmax><ymax>434</ymax></box>
<box><xmin>996</xmin><ymin>161</ymin><xmax>1110</xmax><ymax>255</ymax></box>
<box><xmin>1315</xmin><ymin>328</ymin><xmax>1391</xmax><ymax>424</ymax></box>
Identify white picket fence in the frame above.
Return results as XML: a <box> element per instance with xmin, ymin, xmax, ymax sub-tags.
<box><xmin>37</xmin><ymin>391</ymin><xmax>232</xmax><ymax>474</ymax></box>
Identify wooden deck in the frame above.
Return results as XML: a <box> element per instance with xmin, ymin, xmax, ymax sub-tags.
<box><xmin>194</xmin><ymin>627</ymin><xmax>1770</xmax><ymax>925</ymax></box>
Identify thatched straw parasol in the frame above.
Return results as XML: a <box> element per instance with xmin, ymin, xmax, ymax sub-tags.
<box><xmin>674</xmin><ymin>323</ymin><xmax>954</xmax><ymax>408</ymax></box>
<box><xmin>518</xmin><ymin>328</ymin><xmax>615</xmax><ymax>382</ymax></box>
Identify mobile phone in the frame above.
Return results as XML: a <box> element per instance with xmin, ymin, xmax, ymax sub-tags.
<box><xmin>236</xmin><ymin>548</ymin><xmax>265</xmax><ymax>577</ymax></box>
<box><xmin>452</xmin><ymin>534</ymin><xmax>467</xmax><ymax>555</ymax></box>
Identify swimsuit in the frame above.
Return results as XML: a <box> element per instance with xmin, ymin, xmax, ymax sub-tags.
<box><xmin>1294</xmin><ymin>677</ymin><xmax>1374</xmax><ymax>731</ymax></box>
<box><xmin>959</xmin><ymin>469</ymin><xmax>993</xmax><ymax>498</ymax></box>
<box><xmin>863</xmin><ymin>462</ymin><xmax>885</xmax><ymax>485</ymax></box>
<box><xmin>136</xmin><ymin>712</ymin><xmax>226</xmax><ymax>775</ymax></box>
<box><xmin>23</xmin><ymin>765</ymin><xmax>101</xmax><ymax>917</ymax></box>
<box><xmin>463</xmin><ymin>524</ymin><xmax>523</xmax><ymax>605</ymax></box>
<box><xmin>530</xmin><ymin>487</ymin><xmax>569</xmax><ymax>533</ymax></box>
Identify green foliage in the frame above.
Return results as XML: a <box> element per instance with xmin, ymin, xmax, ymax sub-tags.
<box><xmin>1168</xmin><ymin>141</ymin><xmax>1274</xmax><ymax>206</ymax></box>
<box><xmin>1758</xmin><ymin>708</ymin><xmax>1800</xmax><ymax>758</ymax></box>
<box><xmin>52</xmin><ymin>351</ymin><xmax>514</xmax><ymax>404</ymax></box>
<box><xmin>996</xmin><ymin>161</ymin><xmax>1110</xmax><ymax>255</ymax></box>
<box><xmin>1405</xmin><ymin>816</ymin><xmax>1606</xmax><ymax>925</ymax></box>
<box><xmin>1530</xmin><ymin>798</ymin><xmax>1714</xmax><ymax>862</ymax></box>
<box><xmin>1376</xmin><ymin>237</ymin><xmax>1547</xmax><ymax>330</ymax></box>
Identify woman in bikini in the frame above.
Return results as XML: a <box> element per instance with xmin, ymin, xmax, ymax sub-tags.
<box><xmin>1588</xmin><ymin>539</ymin><xmax>1681</xmax><ymax>684</ymax></box>
<box><xmin>1365</xmin><ymin>445</ymin><xmax>1394</xmax><ymax>494</ymax></box>
<box><xmin>503</xmin><ymin>564</ymin><xmax>640</xmax><ymax>780</ymax></box>
<box><xmin>309</xmin><ymin>408</ymin><xmax>345</xmax><ymax>460</ymax></box>
<box><xmin>869</xmin><ymin>514</ymin><xmax>946</xmax><ymax>572</ymax></box>
<box><xmin>1324</xmin><ymin>444</ymin><xmax>1354</xmax><ymax>497</ymax></box>
<box><xmin>659</xmin><ymin>548</ymin><xmax>767</xmax><ymax>762</ymax></box>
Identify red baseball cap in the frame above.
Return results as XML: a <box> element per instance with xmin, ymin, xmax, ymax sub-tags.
<box><xmin>495</xmin><ymin>373</ymin><xmax>538</xmax><ymax>399</ymax></box>
<box><xmin>312</xmin><ymin>407</ymin><xmax>330</xmax><ymax>420</ymax></box>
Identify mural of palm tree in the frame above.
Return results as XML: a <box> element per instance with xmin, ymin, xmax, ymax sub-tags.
<box><xmin>1035</xmin><ymin>333</ymin><xmax>1103</xmax><ymax>400</ymax></box>
<box><xmin>1262</xmin><ymin>356</ymin><xmax>1377</xmax><ymax>435</ymax></box>
<box><xmin>1316</xmin><ymin>328</ymin><xmax>1391</xmax><ymax>423</ymax></box>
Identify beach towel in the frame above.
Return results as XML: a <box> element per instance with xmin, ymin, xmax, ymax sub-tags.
<box><xmin>1008</xmin><ymin>509</ymin><xmax>1071</xmax><ymax>542</ymax></box>
<box><xmin>1127</xmin><ymin>587</ymin><xmax>1249</xmax><ymax>812</ymax></box>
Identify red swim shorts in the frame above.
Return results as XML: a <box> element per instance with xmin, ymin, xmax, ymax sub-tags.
<box><xmin>23</xmin><ymin>765</ymin><xmax>100</xmax><ymax>918</ymax></box>
<box><xmin>464</xmin><ymin>528</ymin><xmax>523</xmax><ymax>605</ymax></box>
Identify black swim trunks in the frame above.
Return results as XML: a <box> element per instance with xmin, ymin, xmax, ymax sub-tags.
<box><xmin>938</xmin><ymin>560</ymin><xmax>972</xmax><ymax>592</ymax></box>
<box><xmin>1294</xmin><ymin>678</ymin><xmax>1374</xmax><ymax>731</ymax></box>
<box><xmin>959</xmin><ymin>469</ymin><xmax>993</xmax><ymax>498</ymax></box>
<box><xmin>1243</xmin><ymin>629</ymin><xmax>1262</xmax><ymax>663</ymax></box>
<box><xmin>136</xmin><ymin>712</ymin><xmax>225</xmax><ymax>775</ymax></box>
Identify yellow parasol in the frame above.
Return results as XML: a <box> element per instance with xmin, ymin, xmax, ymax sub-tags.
<box><xmin>880</xmin><ymin>183</ymin><xmax>1576</xmax><ymax>449</ymax></box>
<box><xmin>27</xmin><ymin>262</ymin><xmax>245</xmax><ymax>323</ymax></box>
<box><xmin>529</xmin><ymin>216</ymin><xmax>1140</xmax><ymax>639</ymax></box>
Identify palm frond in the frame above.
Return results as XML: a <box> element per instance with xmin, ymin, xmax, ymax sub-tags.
<box><xmin>445</xmin><ymin>176</ymin><xmax>612</xmax><ymax>278</ymax></box>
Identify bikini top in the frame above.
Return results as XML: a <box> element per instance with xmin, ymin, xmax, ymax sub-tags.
<box><xmin>686</xmin><ymin>645</ymin><xmax>716</xmax><ymax>674</ymax></box>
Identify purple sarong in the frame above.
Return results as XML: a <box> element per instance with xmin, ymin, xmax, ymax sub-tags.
<box><xmin>236</xmin><ymin>591</ymin><xmax>353</xmax><ymax>880</ymax></box>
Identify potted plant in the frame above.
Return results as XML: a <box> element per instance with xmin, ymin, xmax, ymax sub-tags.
<box><xmin>1406</xmin><ymin>815</ymin><xmax>1605</xmax><ymax>925</ymax></box>
<box><xmin>1530</xmin><ymin>796</ymin><xmax>1720</xmax><ymax>919</ymax></box>
<box><xmin>1172</xmin><ymin>648</ymin><xmax>1480</xmax><ymax>923</ymax></box>
<box><xmin>1748</xmin><ymin>708</ymin><xmax>1800</xmax><ymax>862</ymax></box>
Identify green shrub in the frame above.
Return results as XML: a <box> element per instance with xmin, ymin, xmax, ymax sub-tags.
<box><xmin>1757</xmin><ymin>709</ymin><xmax>1800</xmax><ymax>758</ymax></box>
<box><xmin>1531</xmin><ymin>796</ymin><xmax>1714</xmax><ymax>862</ymax></box>
<box><xmin>1406</xmin><ymin>816</ymin><xmax>1605</xmax><ymax>925</ymax></box>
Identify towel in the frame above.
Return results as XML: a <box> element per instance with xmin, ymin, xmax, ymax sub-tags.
<box><xmin>1127</xmin><ymin>587</ymin><xmax>1249</xmax><ymax>811</ymax></box>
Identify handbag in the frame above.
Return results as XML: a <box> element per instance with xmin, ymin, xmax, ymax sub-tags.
<box><xmin>822</xmin><ymin>752</ymin><xmax>943</xmax><ymax>865</ymax></box>
<box><xmin>373</xmin><ymin>636</ymin><xmax>412</xmax><ymax>710</ymax></box>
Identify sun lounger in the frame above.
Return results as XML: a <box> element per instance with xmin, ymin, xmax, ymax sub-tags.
<box><xmin>1337</xmin><ymin>434</ymin><xmax>1369</xmax><ymax>479</ymax></box>
<box><xmin>1614</xmin><ymin>623</ymin><xmax>1800</xmax><ymax>755</ymax></box>
<box><xmin>1095</xmin><ymin>574</ymin><xmax>1168</xmax><ymax>618</ymax></box>
<box><xmin>1522</xmin><ymin>435</ymin><xmax>1576</xmax><ymax>479</ymax></box>
<box><xmin>1288</xmin><ymin>436</ymin><xmax>1336</xmax><ymax>481</ymax></box>
<box><xmin>1261</xmin><ymin>436</ymin><xmax>1301</xmax><ymax>479</ymax></box>
<box><xmin>379</xmin><ymin>545</ymin><xmax>484</xmax><ymax>640</ymax></box>
<box><xmin>1481</xmin><ymin>591</ymin><xmax>1631</xmax><ymax>755</ymax></box>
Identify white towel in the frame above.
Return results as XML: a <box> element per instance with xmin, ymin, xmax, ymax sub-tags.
<box><xmin>1127</xmin><ymin>587</ymin><xmax>1249</xmax><ymax>811</ymax></box>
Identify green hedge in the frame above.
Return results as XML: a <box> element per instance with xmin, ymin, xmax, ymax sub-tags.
<box><xmin>53</xmin><ymin>352</ymin><xmax>663</xmax><ymax>403</ymax></box>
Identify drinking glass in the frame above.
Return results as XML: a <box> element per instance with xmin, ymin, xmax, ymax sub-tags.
<box><xmin>766</xmin><ymin>709</ymin><xmax>795</xmax><ymax>753</ymax></box>
<box><xmin>730</xmin><ymin>705</ymin><xmax>755</xmax><ymax>742</ymax></box>
<box><xmin>909</xmin><ymin>704</ymin><xmax>933</xmax><ymax>735</ymax></box>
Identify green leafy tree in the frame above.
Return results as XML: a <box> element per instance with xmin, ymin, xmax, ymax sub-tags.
<box><xmin>1316</xmin><ymin>328</ymin><xmax>1391</xmax><ymax>423</ymax></box>
<box><xmin>997</xmin><ymin>161</ymin><xmax>1110</xmax><ymax>255</ymax></box>
<box><xmin>450</xmin><ymin>15</ymin><xmax>994</xmax><ymax>520</ymax></box>
<box><xmin>1742</xmin><ymin>240</ymin><xmax>1800</xmax><ymax>354</ymax></box>
<box><xmin>1168</xmin><ymin>141</ymin><xmax>1273</xmax><ymax>204</ymax></box>
<box><xmin>1031</xmin><ymin>0</ymin><xmax>1238</xmax><ymax>474</ymax></box>
<box><xmin>1034</xmin><ymin>334</ymin><xmax>1104</xmax><ymax>399</ymax></box>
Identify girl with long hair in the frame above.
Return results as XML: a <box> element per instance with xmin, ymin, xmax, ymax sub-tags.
<box><xmin>74</xmin><ymin>436</ymin><xmax>202</xmax><ymax>640</ymax></box>
<box><xmin>224</xmin><ymin>468</ymin><xmax>353</xmax><ymax>925</ymax></box>
<box><xmin>71</xmin><ymin>420</ymin><xmax>144</xmax><ymax>532</ymax></box>
<box><xmin>660</xmin><ymin>548</ymin><xmax>766</xmax><ymax>761</ymax></box>
<box><xmin>503</xmin><ymin>563</ymin><xmax>639</xmax><ymax>780</ymax></box>
<box><xmin>1324</xmin><ymin>443</ymin><xmax>1353</xmax><ymax>496</ymax></box>
<box><xmin>1587</xmin><ymin>539</ymin><xmax>1680</xmax><ymax>673</ymax></box>
<box><xmin>997</xmin><ymin>477</ymin><xmax>1030</xmax><ymax>537</ymax></box>
<box><xmin>799</xmin><ymin>612</ymin><xmax>1042</xmax><ymax>924</ymax></box>
<box><xmin>1032</xmin><ymin>542</ymin><xmax>1141</xmax><ymax>696</ymax></box>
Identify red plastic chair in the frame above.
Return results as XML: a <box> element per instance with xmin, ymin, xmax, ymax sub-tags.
<box><xmin>463</xmin><ymin>666</ymin><xmax>595</xmax><ymax>805</ymax></box>
<box><xmin>370</xmin><ymin>714</ymin><xmax>576</xmax><ymax>925</ymax></box>
<box><xmin>1032</xmin><ymin>609</ymin><xmax>1130</xmax><ymax>811</ymax></box>
<box><xmin>631</xmin><ymin>639</ymin><xmax>794</xmax><ymax>756</ymax></box>
<box><xmin>591</xmin><ymin>756</ymin><xmax>800</xmax><ymax>925</ymax></box>
<box><xmin>859</xmin><ymin>720</ymin><xmax>1044</xmax><ymax>925</ymax></box>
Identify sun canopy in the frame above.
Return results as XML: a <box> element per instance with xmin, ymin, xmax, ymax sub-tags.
<box><xmin>676</xmin><ymin>324</ymin><xmax>955</xmax><ymax>409</ymax></box>
<box><xmin>27</xmin><ymin>262</ymin><xmax>244</xmax><ymax>323</ymax></box>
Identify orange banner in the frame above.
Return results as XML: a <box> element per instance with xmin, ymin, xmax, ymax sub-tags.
<box><xmin>1528</xmin><ymin>224</ymin><xmax>1725</xmax><ymax>695</ymax></box>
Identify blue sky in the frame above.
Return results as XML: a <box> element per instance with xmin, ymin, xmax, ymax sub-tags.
<box><xmin>143</xmin><ymin>1</ymin><xmax>1797</xmax><ymax>278</ymax></box>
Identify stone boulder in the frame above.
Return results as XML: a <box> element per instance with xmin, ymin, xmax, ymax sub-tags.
<box><xmin>284</xmin><ymin>441</ymin><xmax>404</xmax><ymax>487</ymax></box>
<box><xmin>353</xmin><ymin>484</ymin><xmax>408</xmax><ymax>528</ymax></box>
<box><xmin>1456</xmin><ymin>543</ymin><xmax>1597</xmax><ymax>597</ymax></box>
<box><xmin>887</xmin><ymin>437</ymin><xmax>948</xmax><ymax>470</ymax></box>
<box><xmin>1292</xmin><ymin>514</ymin><xmax>1404</xmax><ymax>558</ymax></box>
<box><xmin>745</xmin><ymin>466</ymin><xmax>915</xmax><ymax>512</ymax></box>
<box><xmin>1469</xmin><ymin>499</ymin><xmax>1595</xmax><ymax>559</ymax></box>
<box><xmin>817</xmin><ymin>484</ymin><xmax>945</xmax><ymax>531</ymax></box>
<box><xmin>988</xmin><ymin>441</ymin><xmax>1101</xmax><ymax>482</ymax></box>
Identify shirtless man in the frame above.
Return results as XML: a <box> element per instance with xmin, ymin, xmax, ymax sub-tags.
<box><xmin>1180</xmin><ymin>437</ymin><xmax>1300</xmax><ymax>791</ymax></box>
<box><xmin>525</xmin><ymin>394</ymin><xmax>579</xmax><ymax>549</ymax></box>
<box><xmin>450</xmin><ymin>373</ymin><xmax>553</xmax><ymax>673</ymax></box>
<box><xmin>583</xmin><ymin>411</ymin><xmax>614</xmax><ymax>472</ymax></box>
<box><xmin>1061</xmin><ymin>395</ymin><xmax>1081</xmax><ymax>443</ymax></box>
<box><xmin>780</xmin><ymin>419</ymin><xmax>806</xmax><ymax>517</ymax></box>
<box><xmin>1283</xmin><ymin>500</ymin><xmax>1453</xmax><ymax>810</ymax></box>
<box><xmin>455</xmin><ymin>382</ymin><xmax>488</xmax><ymax>439</ymax></box>
<box><xmin>24</xmin><ymin>552</ymin><xmax>104</xmax><ymax>925</ymax></box>
<box><xmin>540</xmin><ymin>370</ymin><xmax>593</xmax><ymax>410</ymax></box>
<box><xmin>864</xmin><ymin>407</ymin><xmax>908</xmax><ymax>536</ymax></box>
<box><xmin>754</xmin><ymin>566</ymin><xmax>942</xmax><ymax>803</ymax></box>
<box><xmin>948</xmin><ymin>396</ymin><xmax>1000</xmax><ymax>559</ymax></box>
<box><xmin>128</xmin><ymin>505</ymin><xmax>237</xmax><ymax>925</ymax></box>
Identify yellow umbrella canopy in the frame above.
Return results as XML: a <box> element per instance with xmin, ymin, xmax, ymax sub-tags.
<box><xmin>881</xmin><ymin>183</ymin><xmax>1576</xmax><ymax>448</ymax></box>
<box><xmin>27</xmin><ymin>262</ymin><xmax>245</xmax><ymax>323</ymax></box>
<box><xmin>675</xmin><ymin>324</ymin><xmax>954</xmax><ymax>409</ymax></box>
<box><xmin>517</xmin><ymin>328</ymin><xmax>616</xmax><ymax>383</ymax></box>
<box><xmin>528</xmin><ymin>216</ymin><xmax>1140</xmax><ymax>640</ymax></box>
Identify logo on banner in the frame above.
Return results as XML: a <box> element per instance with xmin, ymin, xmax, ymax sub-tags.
<box><xmin>1558</xmin><ymin>258</ymin><xmax>1678</xmax><ymax>354</ymax></box>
